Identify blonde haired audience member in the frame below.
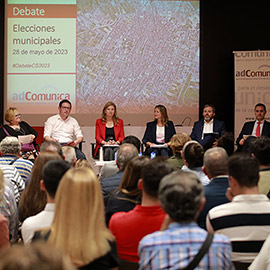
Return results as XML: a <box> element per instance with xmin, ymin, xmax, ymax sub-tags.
<box><xmin>62</xmin><ymin>146</ymin><xmax>77</xmax><ymax>167</ymax></box>
<box><xmin>167</xmin><ymin>133</ymin><xmax>191</xmax><ymax>170</ymax></box>
<box><xmin>35</xmin><ymin>168</ymin><xmax>119</xmax><ymax>269</ymax></box>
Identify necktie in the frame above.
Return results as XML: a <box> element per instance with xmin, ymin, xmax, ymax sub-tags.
<box><xmin>256</xmin><ymin>121</ymin><xmax>261</xmax><ymax>137</ymax></box>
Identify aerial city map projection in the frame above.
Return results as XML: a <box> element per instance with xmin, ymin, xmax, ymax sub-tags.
<box><xmin>76</xmin><ymin>0</ymin><xmax>199</xmax><ymax>116</ymax></box>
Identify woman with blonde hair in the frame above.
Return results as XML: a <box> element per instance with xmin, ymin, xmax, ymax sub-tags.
<box><xmin>94</xmin><ymin>102</ymin><xmax>125</xmax><ymax>161</ymax></box>
<box><xmin>0</xmin><ymin>107</ymin><xmax>38</xmax><ymax>157</ymax></box>
<box><xmin>45</xmin><ymin>168</ymin><xmax>119</xmax><ymax>269</ymax></box>
<box><xmin>18</xmin><ymin>151</ymin><xmax>62</xmax><ymax>222</ymax></box>
<box><xmin>142</xmin><ymin>104</ymin><xmax>176</xmax><ymax>157</ymax></box>
<box><xmin>106</xmin><ymin>155</ymin><xmax>149</xmax><ymax>224</ymax></box>
<box><xmin>167</xmin><ymin>133</ymin><xmax>191</xmax><ymax>170</ymax></box>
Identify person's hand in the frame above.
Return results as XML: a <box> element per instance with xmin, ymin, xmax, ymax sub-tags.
<box><xmin>212</xmin><ymin>138</ymin><xmax>218</xmax><ymax>147</ymax></box>
<box><xmin>226</xmin><ymin>187</ymin><xmax>234</xmax><ymax>201</ymax></box>
<box><xmin>30</xmin><ymin>135</ymin><xmax>35</xmax><ymax>142</ymax></box>
<box><xmin>69</xmin><ymin>141</ymin><xmax>77</xmax><ymax>147</ymax></box>
<box><xmin>239</xmin><ymin>138</ymin><xmax>245</xmax><ymax>145</ymax></box>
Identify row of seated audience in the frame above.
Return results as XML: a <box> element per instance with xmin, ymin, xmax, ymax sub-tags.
<box><xmin>0</xmin><ymin>133</ymin><xmax>270</xmax><ymax>269</ymax></box>
<box><xmin>1</xmin><ymin>101</ymin><xmax>270</xmax><ymax>269</ymax></box>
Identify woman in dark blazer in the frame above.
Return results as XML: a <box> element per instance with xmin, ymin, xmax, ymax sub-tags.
<box><xmin>142</xmin><ymin>105</ymin><xmax>176</xmax><ymax>157</ymax></box>
<box><xmin>94</xmin><ymin>102</ymin><xmax>125</xmax><ymax>160</ymax></box>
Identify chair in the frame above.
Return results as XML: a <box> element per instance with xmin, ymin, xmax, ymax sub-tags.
<box><xmin>119</xmin><ymin>259</ymin><xmax>139</xmax><ymax>270</ymax></box>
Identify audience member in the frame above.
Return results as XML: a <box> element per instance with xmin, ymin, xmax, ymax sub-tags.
<box><xmin>106</xmin><ymin>155</ymin><xmax>149</xmax><ymax>225</ymax></box>
<box><xmin>0</xmin><ymin>242</ymin><xmax>76</xmax><ymax>270</ymax></box>
<box><xmin>0</xmin><ymin>163</ymin><xmax>24</xmax><ymax>204</ymax></box>
<box><xmin>142</xmin><ymin>104</ymin><xmax>176</xmax><ymax>157</ymax></box>
<box><xmin>216</xmin><ymin>132</ymin><xmax>235</xmax><ymax>156</ymax></box>
<box><xmin>236</xmin><ymin>103</ymin><xmax>270</xmax><ymax>152</ymax></box>
<box><xmin>207</xmin><ymin>153</ymin><xmax>270</xmax><ymax>269</ymax></box>
<box><xmin>251</xmin><ymin>136</ymin><xmax>270</xmax><ymax>196</ymax></box>
<box><xmin>197</xmin><ymin>147</ymin><xmax>229</xmax><ymax>229</ymax></box>
<box><xmin>34</xmin><ymin>168</ymin><xmax>119</xmax><ymax>269</ymax></box>
<box><xmin>18</xmin><ymin>152</ymin><xmax>62</xmax><ymax>223</ymax></box>
<box><xmin>249</xmin><ymin>233</ymin><xmax>270</xmax><ymax>270</ymax></box>
<box><xmin>74</xmin><ymin>159</ymin><xmax>93</xmax><ymax>169</ymax></box>
<box><xmin>109</xmin><ymin>157</ymin><xmax>173</xmax><ymax>263</ymax></box>
<box><xmin>0</xmin><ymin>136</ymin><xmax>33</xmax><ymax>181</ymax></box>
<box><xmin>181</xmin><ymin>140</ymin><xmax>210</xmax><ymax>185</ymax></box>
<box><xmin>99</xmin><ymin>135</ymin><xmax>141</xmax><ymax>181</ymax></box>
<box><xmin>62</xmin><ymin>146</ymin><xmax>77</xmax><ymax>167</ymax></box>
<box><xmin>190</xmin><ymin>104</ymin><xmax>226</xmax><ymax>150</ymax></box>
<box><xmin>167</xmin><ymin>133</ymin><xmax>191</xmax><ymax>170</ymax></box>
<box><xmin>101</xmin><ymin>143</ymin><xmax>138</xmax><ymax>205</ymax></box>
<box><xmin>0</xmin><ymin>214</ymin><xmax>9</xmax><ymax>251</ymax></box>
<box><xmin>139</xmin><ymin>170</ymin><xmax>233</xmax><ymax>269</ymax></box>
<box><xmin>21</xmin><ymin>160</ymin><xmax>71</xmax><ymax>244</ymax></box>
<box><xmin>44</xmin><ymin>99</ymin><xmax>85</xmax><ymax>159</ymax></box>
<box><xmin>40</xmin><ymin>140</ymin><xmax>63</xmax><ymax>157</ymax></box>
<box><xmin>0</xmin><ymin>169</ymin><xmax>18</xmax><ymax>243</ymax></box>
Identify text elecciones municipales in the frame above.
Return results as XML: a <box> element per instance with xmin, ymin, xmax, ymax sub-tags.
<box><xmin>13</xmin><ymin>24</ymin><xmax>55</xmax><ymax>33</ymax></box>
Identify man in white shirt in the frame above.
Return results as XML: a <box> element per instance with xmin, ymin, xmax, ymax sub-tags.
<box><xmin>44</xmin><ymin>99</ymin><xmax>85</xmax><ymax>159</ymax></box>
<box><xmin>190</xmin><ymin>104</ymin><xmax>226</xmax><ymax>150</ymax></box>
<box><xmin>21</xmin><ymin>160</ymin><xmax>71</xmax><ymax>244</ymax></box>
<box><xmin>236</xmin><ymin>103</ymin><xmax>270</xmax><ymax>152</ymax></box>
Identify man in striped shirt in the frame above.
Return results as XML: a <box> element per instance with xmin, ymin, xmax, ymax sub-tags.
<box><xmin>207</xmin><ymin>153</ymin><xmax>270</xmax><ymax>268</ymax></box>
<box><xmin>0</xmin><ymin>137</ymin><xmax>33</xmax><ymax>182</ymax></box>
<box><xmin>139</xmin><ymin>171</ymin><xmax>233</xmax><ymax>270</ymax></box>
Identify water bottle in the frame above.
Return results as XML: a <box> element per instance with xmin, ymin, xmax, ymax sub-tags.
<box><xmin>150</xmin><ymin>151</ymin><xmax>156</xmax><ymax>159</ymax></box>
<box><xmin>99</xmin><ymin>147</ymin><xmax>103</xmax><ymax>161</ymax></box>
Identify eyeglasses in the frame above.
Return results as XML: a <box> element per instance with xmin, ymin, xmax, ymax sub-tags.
<box><xmin>15</xmin><ymin>113</ymin><xmax>21</xmax><ymax>117</ymax></box>
<box><xmin>61</xmin><ymin>106</ymin><xmax>71</xmax><ymax>110</ymax></box>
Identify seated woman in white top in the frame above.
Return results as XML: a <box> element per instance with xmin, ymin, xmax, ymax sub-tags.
<box><xmin>142</xmin><ymin>105</ymin><xmax>176</xmax><ymax>157</ymax></box>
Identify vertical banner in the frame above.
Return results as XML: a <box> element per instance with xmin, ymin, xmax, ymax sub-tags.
<box><xmin>234</xmin><ymin>50</ymin><xmax>270</xmax><ymax>139</ymax></box>
<box><xmin>6</xmin><ymin>0</ymin><xmax>77</xmax><ymax>113</ymax></box>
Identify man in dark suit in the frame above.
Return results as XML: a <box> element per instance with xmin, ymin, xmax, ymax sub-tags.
<box><xmin>197</xmin><ymin>147</ymin><xmax>229</xmax><ymax>229</ymax></box>
<box><xmin>236</xmin><ymin>103</ymin><xmax>270</xmax><ymax>152</ymax></box>
<box><xmin>190</xmin><ymin>104</ymin><xmax>226</xmax><ymax>150</ymax></box>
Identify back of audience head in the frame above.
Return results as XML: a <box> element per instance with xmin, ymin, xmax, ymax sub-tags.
<box><xmin>141</xmin><ymin>157</ymin><xmax>173</xmax><ymax>199</ymax></box>
<box><xmin>40</xmin><ymin>141</ymin><xmax>63</xmax><ymax>158</ymax></box>
<box><xmin>42</xmin><ymin>160</ymin><xmax>71</xmax><ymax>199</ymax></box>
<box><xmin>182</xmin><ymin>140</ymin><xmax>204</xmax><ymax>168</ymax></box>
<box><xmin>0</xmin><ymin>136</ymin><xmax>21</xmax><ymax>155</ymax></box>
<box><xmin>203</xmin><ymin>147</ymin><xmax>228</xmax><ymax>179</ymax></box>
<box><xmin>118</xmin><ymin>155</ymin><xmax>149</xmax><ymax>198</ymax></box>
<box><xmin>168</xmin><ymin>133</ymin><xmax>191</xmax><ymax>155</ymax></box>
<box><xmin>159</xmin><ymin>170</ymin><xmax>204</xmax><ymax>222</ymax></box>
<box><xmin>228</xmin><ymin>153</ymin><xmax>259</xmax><ymax>188</ymax></box>
<box><xmin>74</xmin><ymin>159</ymin><xmax>93</xmax><ymax>170</ymax></box>
<box><xmin>216</xmin><ymin>132</ymin><xmax>235</xmax><ymax>156</ymax></box>
<box><xmin>50</xmin><ymin>167</ymin><xmax>114</xmax><ymax>265</ymax></box>
<box><xmin>251</xmin><ymin>136</ymin><xmax>270</xmax><ymax>166</ymax></box>
<box><xmin>122</xmin><ymin>135</ymin><xmax>141</xmax><ymax>153</ymax></box>
<box><xmin>116</xmin><ymin>143</ymin><xmax>138</xmax><ymax>170</ymax></box>
<box><xmin>18</xmin><ymin>151</ymin><xmax>62</xmax><ymax>222</ymax></box>
<box><xmin>0</xmin><ymin>242</ymin><xmax>76</xmax><ymax>270</ymax></box>
<box><xmin>62</xmin><ymin>146</ymin><xmax>77</xmax><ymax>167</ymax></box>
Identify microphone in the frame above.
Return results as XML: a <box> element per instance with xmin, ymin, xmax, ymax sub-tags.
<box><xmin>175</xmin><ymin>117</ymin><xmax>192</xmax><ymax>127</ymax></box>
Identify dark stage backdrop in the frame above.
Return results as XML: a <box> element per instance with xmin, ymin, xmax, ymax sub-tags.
<box><xmin>1</xmin><ymin>1</ymin><xmax>270</xmax><ymax>135</ymax></box>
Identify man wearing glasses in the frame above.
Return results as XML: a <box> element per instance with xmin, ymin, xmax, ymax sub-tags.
<box><xmin>44</xmin><ymin>99</ymin><xmax>85</xmax><ymax>159</ymax></box>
